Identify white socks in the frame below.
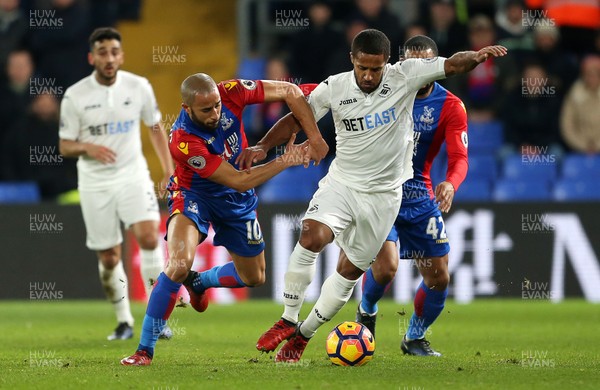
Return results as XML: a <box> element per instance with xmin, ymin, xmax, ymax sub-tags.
<box><xmin>300</xmin><ymin>272</ymin><xmax>358</xmax><ymax>338</ymax></box>
<box><xmin>98</xmin><ymin>261</ymin><xmax>134</xmax><ymax>326</ymax></box>
<box><xmin>140</xmin><ymin>247</ymin><xmax>165</xmax><ymax>298</ymax></box>
<box><xmin>281</xmin><ymin>242</ymin><xmax>318</xmax><ymax>323</ymax></box>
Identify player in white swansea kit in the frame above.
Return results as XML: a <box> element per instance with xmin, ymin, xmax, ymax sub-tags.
<box><xmin>243</xmin><ymin>29</ymin><xmax>506</xmax><ymax>362</ymax></box>
<box><xmin>59</xmin><ymin>28</ymin><xmax>174</xmax><ymax>340</ymax></box>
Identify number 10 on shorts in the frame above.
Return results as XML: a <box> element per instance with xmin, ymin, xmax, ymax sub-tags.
<box><xmin>246</xmin><ymin>219</ymin><xmax>263</xmax><ymax>242</ymax></box>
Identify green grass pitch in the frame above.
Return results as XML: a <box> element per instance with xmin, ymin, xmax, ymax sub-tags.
<box><xmin>1</xmin><ymin>299</ymin><xmax>598</xmax><ymax>389</ymax></box>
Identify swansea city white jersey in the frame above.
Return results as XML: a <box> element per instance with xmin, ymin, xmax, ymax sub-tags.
<box><xmin>309</xmin><ymin>57</ymin><xmax>446</xmax><ymax>192</ymax></box>
<box><xmin>59</xmin><ymin>70</ymin><xmax>161</xmax><ymax>190</ymax></box>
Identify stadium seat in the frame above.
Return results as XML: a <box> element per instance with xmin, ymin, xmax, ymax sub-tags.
<box><xmin>0</xmin><ymin>182</ymin><xmax>41</xmax><ymax>203</ymax></box>
<box><xmin>257</xmin><ymin>165</ymin><xmax>324</xmax><ymax>203</ymax></box>
<box><xmin>502</xmin><ymin>154</ymin><xmax>558</xmax><ymax>182</ymax></box>
<box><xmin>561</xmin><ymin>154</ymin><xmax>600</xmax><ymax>179</ymax></box>
<box><xmin>453</xmin><ymin>178</ymin><xmax>492</xmax><ymax>201</ymax></box>
<box><xmin>467</xmin><ymin>155</ymin><xmax>498</xmax><ymax>180</ymax></box>
<box><xmin>467</xmin><ymin>120</ymin><xmax>504</xmax><ymax>155</ymax></box>
<box><xmin>492</xmin><ymin>179</ymin><xmax>553</xmax><ymax>201</ymax></box>
<box><xmin>553</xmin><ymin>179</ymin><xmax>600</xmax><ymax>201</ymax></box>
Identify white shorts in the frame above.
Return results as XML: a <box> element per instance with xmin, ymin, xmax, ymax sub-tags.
<box><xmin>302</xmin><ymin>175</ymin><xmax>402</xmax><ymax>270</ymax></box>
<box><xmin>79</xmin><ymin>176</ymin><xmax>160</xmax><ymax>251</ymax></box>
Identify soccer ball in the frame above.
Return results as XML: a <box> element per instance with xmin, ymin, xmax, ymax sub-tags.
<box><xmin>326</xmin><ymin>321</ymin><xmax>375</xmax><ymax>366</ymax></box>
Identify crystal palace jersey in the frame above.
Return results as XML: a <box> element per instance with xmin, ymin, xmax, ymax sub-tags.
<box><xmin>404</xmin><ymin>82</ymin><xmax>468</xmax><ymax>203</ymax></box>
<box><xmin>308</xmin><ymin>57</ymin><xmax>447</xmax><ymax>193</ymax></box>
<box><xmin>168</xmin><ymin>79</ymin><xmax>264</xmax><ymax>197</ymax></box>
<box><xmin>59</xmin><ymin>70</ymin><xmax>161</xmax><ymax>190</ymax></box>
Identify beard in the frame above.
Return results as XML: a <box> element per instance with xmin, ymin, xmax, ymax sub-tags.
<box><xmin>190</xmin><ymin>110</ymin><xmax>219</xmax><ymax>130</ymax></box>
<box><xmin>417</xmin><ymin>83</ymin><xmax>434</xmax><ymax>96</ymax></box>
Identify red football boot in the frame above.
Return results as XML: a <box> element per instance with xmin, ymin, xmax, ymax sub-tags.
<box><xmin>120</xmin><ymin>350</ymin><xmax>152</xmax><ymax>366</ymax></box>
<box><xmin>275</xmin><ymin>330</ymin><xmax>310</xmax><ymax>363</ymax></box>
<box><xmin>256</xmin><ymin>319</ymin><xmax>296</xmax><ymax>352</ymax></box>
<box><xmin>184</xmin><ymin>284</ymin><xmax>209</xmax><ymax>313</ymax></box>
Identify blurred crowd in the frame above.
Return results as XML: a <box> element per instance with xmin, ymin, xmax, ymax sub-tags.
<box><xmin>0</xmin><ymin>0</ymin><xmax>141</xmax><ymax>201</ymax></box>
<box><xmin>1</xmin><ymin>0</ymin><xmax>599</xmax><ymax>202</ymax></box>
<box><xmin>240</xmin><ymin>0</ymin><xmax>600</xmax><ymax>159</ymax></box>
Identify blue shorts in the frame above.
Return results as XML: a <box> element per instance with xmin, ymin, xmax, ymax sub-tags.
<box><xmin>167</xmin><ymin>190</ymin><xmax>265</xmax><ymax>257</ymax></box>
<box><xmin>386</xmin><ymin>198</ymin><xmax>450</xmax><ymax>259</ymax></box>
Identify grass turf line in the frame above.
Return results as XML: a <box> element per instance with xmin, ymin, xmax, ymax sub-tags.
<box><xmin>0</xmin><ymin>299</ymin><xmax>598</xmax><ymax>389</ymax></box>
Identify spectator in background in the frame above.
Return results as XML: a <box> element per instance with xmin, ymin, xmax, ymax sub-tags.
<box><xmin>445</xmin><ymin>14</ymin><xmax>518</xmax><ymax>121</ymax></box>
<box><xmin>349</xmin><ymin>0</ymin><xmax>402</xmax><ymax>60</ymax></box>
<box><xmin>526</xmin><ymin>0</ymin><xmax>600</xmax><ymax>57</ymax></box>
<box><xmin>520</xmin><ymin>23</ymin><xmax>578</xmax><ymax>98</ymax></box>
<box><xmin>29</xmin><ymin>0</ymin><xmax>90</xmax><ymax>89</ymax></box>
<box><xmin>327</xmin><ymin>18</ymin><xmax>367</xmax><ymax>75</ymax></box>
<box><xmin>287</xmin><ymin>0</ymin><xmax>343</xmax><ymax>84</ymax></box>
<box><xmin>495</xmin><ymin>0</ymin><xmax>535</xmax><ymax>50</ymax></box>
<box><xmin>248</xmin><ymin>57</ymin><xmax>291</xmax><ymax>146</ymax></box>
<box><xmin>464</xmin><ymin>15</ymin><xmax>499</xmax><ymax>117</ymax></box>
<box><xmin>502</xmin><ymin>62</ymin><xmax>562</xmax><ymax>152</ymax></box>
<box><xmin>560</xmin><ymin>55</ymin><xmax>600</xmax><ymax>154</ymax></box>
<box><xmin>0</xmin><ymin>0</ymin><xmax>28</xmax><ymax>73</ymax></box>
<box><xmin>403</xmin><ymin>23</ymin><xmax>427</xmax><ymax>43</ymax></box>
<box><xmin>423</xmin><ymin>0</ymin><xmax>468</xmax><ymax>57</ymax></box>
<box><xmin>1</xmin><ymin>93</ymin><xmax>77</xmax><ymax>200</ymax></box>
<box><xmin>0</xmin><ymin>49</ymin><xmax>34</xmax><ymax>142</ymax></box>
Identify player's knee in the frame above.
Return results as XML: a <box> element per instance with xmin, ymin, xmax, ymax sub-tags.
<box><xmin>165</xmin><ymin>257</ymin><xmax>192</xmax><ymax>282</ymax></box>
<box><xmin>240</xmin><ymin>269</ymin><xmax>265</xmax><ymax>287</ymax></box>
<box><xmin>298</xmin><ymin>230</ymin><xmax>327</xmax><ymax>253</ymax></box>
<box><xmin>424</xmin><ymin>270</ymin><xmax>449</xmax><ymax>291</ymax></box>
<box><xmin>98</xmin><ymin>250</ymin><xmax>119</xmax><ymax>269</ymax></box>
<box><xmin>137</xmin><ymin>231</ymin><xmax>158</xmax><ymax>250</ymax></box>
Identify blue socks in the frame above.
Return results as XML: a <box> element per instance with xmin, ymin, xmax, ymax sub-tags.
<box><xmin>191</xmin><ymin>261</ymin><xmax>247</xmax><ymax>293</ymax></box>
<box><xmin>360</xmin><ymin>268</ymin><xmax>387</xmax><ymax>315</ymax></box>
<box><xmin>138</xmin><ymin>272</ymin><xmax>181</xmax><ymax>357</ymax></box>
<box><xmin>406</xmin><ymin>280</ymin><xmax>448</xmax><ymax>340</ymax></box>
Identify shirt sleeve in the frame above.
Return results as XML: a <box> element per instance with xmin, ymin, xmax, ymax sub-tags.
<box><xmin>394</xmin><ymin>58</ymin><xmax>447</xmax><ymax>93</ymax></box>
<box><xmin>171</xmin><ymin>132</ymin><xmax>223</xmax><ymax>178</ymax></box>
<box><xmin>299</xmin><ymin>83</ymin><xmax>318</xmax><ymax>96</ymax></box>
<box><xmin>441</xmin><ymin>98</ymin><xmax>469</xmax><ymax>191</ymax></box>
<box><xmin>221</xmin><ymin>79</ymin><xmax>265</xmax><ymax>109</ymax></box>
<box><xmin>140</xmin><ymin>78</ymin><xmax>162</xmax><ymax>127</ymax></box>
<box><xmin>58</xmin><ymin>91</ymin><xmax>80</xmax><ymax>141</ymax></box>
<box><xmin>307</xmin><ymin>79</ymin><xmax>331</xmax><ymax>122</ymax></box>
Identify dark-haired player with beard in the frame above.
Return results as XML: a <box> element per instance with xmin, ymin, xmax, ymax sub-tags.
<box><xmin>120</xmin><ymin>72</ymin><xmax>328</xmax><ymax>366</ymax></box>
<box><xmin>59</xmin><ymin>27</ymin><xmax>174</xmax><ymax>341</ymax></box>
<box><xmin>356</xmin><ymin>35</ymin><xmax>468</xmax><ymax>357</ymax></box>
<box><xmin>243</xmin><ymin>29</ymin><xmax>505</xmax><ymax>363</ymax></box>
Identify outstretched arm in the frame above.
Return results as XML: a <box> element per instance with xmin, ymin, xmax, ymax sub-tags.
<box><xmin>210</xmin><ymin>134</ymin><xmax>309</xmax><ymax>192</ymax></box>
<box><xmin>262</xmin><ymin>81</ymin><xmax>328</xmax><ymax>164</ymax></box>
<box><xmin>436</xmin><ymin>101</ymin><xmax>469</xmax><ymax>213</ymax></box>
<box><xmin>148</xmin><ymin>122</ymin><xmax>175</xmax><ymax>198</ymax></box>
<box><xmin>235</xmin><ymin>113</ymin><xmax>302</xmax><ymax>170</ymax></box>
<box><xmin>444</xmin><ymin>45</ymin><xmax>508</xmax><ymax>77</ymax></box>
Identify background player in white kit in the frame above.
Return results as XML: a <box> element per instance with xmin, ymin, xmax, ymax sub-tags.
<box><xmin>242</xmin><ymin>29</ymin><xmax>506</xmax><ymax>362</ymax></box>
<box><xmin>59</xmin><ymin>27</ymin><xmax>174</xmax><ymax>340</ymax></box>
